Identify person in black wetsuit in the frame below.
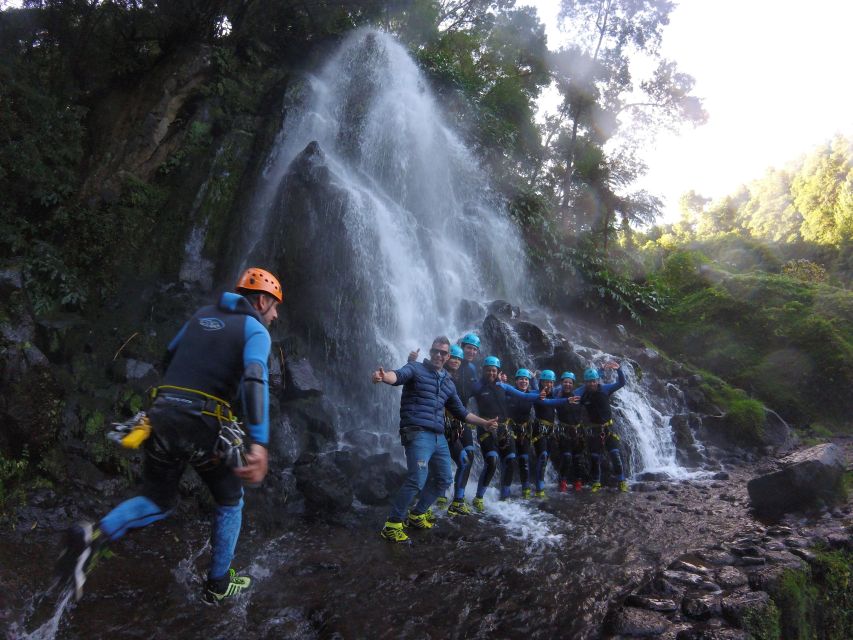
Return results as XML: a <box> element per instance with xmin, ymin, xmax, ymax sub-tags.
<box><xmin>470</xmin><ymin>356</ymin><xmax>512</xmax><ymax>511</ymax></box>
<box><xmin>576</xmin><ymin>362</ymin><xmax>628</xmax><ymax>493</ymax></box>
<box><xmin>504</xmin><ymin>368</ymin><xmax>536</xmax><ymax>499</ymax></box>
<box><xmin>553</xmin><ymin>371</ymin><xmax>585</xmax><ymax>492</ymax></box>
<box><xmin>530</xmin><ymin>370</ymin><xmax>557</xmax><ymax>497</ymax></box>
<box><xmin>443</xmin><ymin>345</ymin><xmax>477</xmax><ymax>515</ymax></box>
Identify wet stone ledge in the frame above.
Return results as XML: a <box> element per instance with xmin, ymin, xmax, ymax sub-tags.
<box><xmin>603</xmin><ymin>510</ymin><xmax>853</xmax><ymax>639</ymax></box>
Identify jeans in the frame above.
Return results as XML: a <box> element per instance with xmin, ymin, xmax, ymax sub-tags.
<box><xmin>388</xmin><ymin>429</ymin><xmax>453</xmax><ymax>521</ymax></box>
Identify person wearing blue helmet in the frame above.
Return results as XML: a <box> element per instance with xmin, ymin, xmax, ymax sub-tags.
<box><xmin>501</xmin><ymin>368</ymin><xmax>535</xmax><ymax>499</ymax></box>
<box><xmin>498</xmin><ymin>369</ymin><xmax>574</xmax><ymax>499</ymax></box>
<box><xmin>530</xmin><ymin>370</ymin><xmax>557</xmax><ymax>498</ymax></box>
<box><xmin>553</xmin><ymin>371</ymin><xmax>585</xmax><ymax>492</ymax></box>
<box><xmin>575</xmin><ymin>361</ymin><xmax>627</xmax><ymax>492</ymax></box>
<box><xmin>469</xmin><ymin>356</ymin><xmax>512</xmax><ymax>511</ymax></box>
<box><xmin>441</xmin><ymin>344</ymin><xmax>477</xmax><ymax>515</ymax></box>
<box><xmin>460</xmin><ymin>332</ymin><xmax>481</xmax><ymax>364</ymax></box>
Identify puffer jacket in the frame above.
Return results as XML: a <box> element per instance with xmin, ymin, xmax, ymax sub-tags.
<box><xmin>393</xmin><ymin>359</ymin><xmax>469</xmax><ymax>433</ymax></box>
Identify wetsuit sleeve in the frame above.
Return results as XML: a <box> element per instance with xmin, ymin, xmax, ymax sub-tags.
<box><xmin>242</xmin><ymin>317</ymin><xmax>272</xmax><ymax>445</ymax></box>
<box><xmin>497</xmin><ymin>382</ymin><xmax>541</xmax><ymax>400</ymax></box>
<box><xmin>445</xmin><ymin>391</ymin><xmax>469</xmax><ymax>422</ymax></box>
<box><xmin>538</xmin><ymin>396</ymin><xmax>569</xmax><ymax>406</ymax></box>
<box><xmin>602</xmin><ymin>367</ymin><xmax>626</xmax><ymax>395</ymax></box>
<box><xmin>162</xmin><ymin>322</ymin><xmax>188</xmax><ymax>370</ymax></box>
<box><xmin>392</xmin><ymin>363</ymin><xmax>416</xmax><ymax>386</ymax></box>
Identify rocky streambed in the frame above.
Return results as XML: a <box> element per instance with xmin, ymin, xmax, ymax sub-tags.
<box><xmin>3</xmin><ymin>447</ymin><xmax>850</xmax><ymax>640</ymax></box>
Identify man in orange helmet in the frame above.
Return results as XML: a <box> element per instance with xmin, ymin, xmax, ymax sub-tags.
<box><xmin>57</xmin><ymin>268</ymin><xmax>282</xmax><ymax>604</ymax></box>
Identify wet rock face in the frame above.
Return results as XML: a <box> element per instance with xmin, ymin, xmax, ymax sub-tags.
<box><xmin>747</xmin><ymin>443</ymin><xmax>847</xmax><ymax>516</ymax></box>
<box><xmin>284</xmin><ymin>357</ymin><xmax>323</xmax><ymax>399</ymax></box>
<box><xmin>294</xmin><ymin>452</ymin><xmax>353</xmax><ymax>512</ymax></box>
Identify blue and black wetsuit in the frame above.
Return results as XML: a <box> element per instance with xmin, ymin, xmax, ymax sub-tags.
<box><xmin>470</xmin><ymin>380</ymin><xmax>511</xmax><ymax>499</ymax></box>
<box><xmin>500</xmin><ymin>384</ymin><xmax>570</xmax><ymax>493</ymax></box>
<box><xmin>504</xmin><ymin>389</ymin><xmax>535</xmax><ymax>497</ymax></box>
<box><xmin>99</xmin><ymin>292</ymin><xmax>271</xmax><ymax>587</ymax></box>
<box><xmin>576</xmin><ymin>368</ymin><xmax>626</xmax><ymax>485</ymax></box>
<box><xmin>554</xmin><ymin>392</ymin><xmax>585</xmax><ymax>485</ymax></box>
<box><xmin>444</xmin><ymin>362</ymin><xmax>478</xmax><ymax>500</ymax></box>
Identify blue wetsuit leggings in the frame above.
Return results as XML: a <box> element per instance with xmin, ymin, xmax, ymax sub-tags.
<box><xmin>98</xmin><ymin>401</ymin><xmax>244</xmax><ymax>583</ymax></box>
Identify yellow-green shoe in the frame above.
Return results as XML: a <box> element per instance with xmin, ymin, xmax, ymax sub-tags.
<box><xmin>522</xmin><ymin>488</ymin><xmax>532</xmax><ymax>499</ymax></box>
<box><xmin>436</xmin><ymin>496</ymin><xmax>449</xmax><ymax>507</ymax></box>
<box><xmin>619</xmin><ymin>480</ymin><xmax>629</xmax><ymax>492</ymax></box>
<box><xmin>472</xmin><ymin>497</ymin><xmax>485</xmax><ymax>513</ymax></box>
<box><xmin>203</xmin><ymin>568</ymin><xmax>252</xmax><ymax>604</ymax></box>
<box><xmin>448</xmin><ymin>500</ymin><xmax>472</xmax><ymax>516</ymax></box>
<box><xmin>406</xmin><ymin>511</ymin><xmax>434</xmax><ymax>530</ymax></box>
<box><xmin>590</xmin><ymin>482</ymin><xmax>602</xmax><ymax>493</ymax></box>
<box><xmin>424</xmin><ymin>508</ymin><xmax>436</xmax><ymax>523</ymax></box>
<box><xmin>535</xmin><ymin>489</ymin><xmax>546</xmax><ymax>499</ymax></box>
<box><xmin>380</xmin><ymin>521</ymin><xmax>411</xmax><ymax>544</ymax></box>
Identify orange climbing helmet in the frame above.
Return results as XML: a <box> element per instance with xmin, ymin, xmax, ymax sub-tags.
<box><xmin>236</xmin><ymin>267</ymin><xmax>283</xmax><ymax>302</ymax></box>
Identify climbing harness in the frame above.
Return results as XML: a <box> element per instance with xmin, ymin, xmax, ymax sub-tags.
<box><xmin>110</xmin><ymin>386</ymin><xmax>247</xmax><ymax>467</ymax></box>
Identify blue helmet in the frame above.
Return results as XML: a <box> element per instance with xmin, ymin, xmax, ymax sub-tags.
<box><xmin>483</xmin><ymin>356</ymin><xmax>501</xmax><ymax>368</ymax></box>
<box><xmin>539</xmin><ymin>369</ymin><xmax>556</xmax><ymax>382</ymax></box>
<box><xmin>515</xmin><ymin>368</ymin><xmax>532</xmax><ymax>379</ymax></box>
<box><xmin>460</xmin><ymin>333</ymin><xmax>481</xmax><ymax>349</ymax></box>
<box><xmin>449</xmin><ymin>344</ymin><xmax>464</xmax><ymax>359</ymax></box>
<box><xmin>583</xmin><ymin>368</ymin><xmax>600</xmax><ymax>381</ymax></box>
<box><xmin>560</xmin><ymin>371</ymin><xmax>576</xmax><ymax>381</ymax></box>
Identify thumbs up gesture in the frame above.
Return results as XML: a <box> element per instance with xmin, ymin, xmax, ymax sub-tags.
<box><xmin>408</xmin><ymin>348</ymin><xmax>420</xmax><ymax>363</ymax></box>
<box><xmin>372</xmin><ymin>367</ymin><xmax>386</xmax><ymax>384</ymax></box>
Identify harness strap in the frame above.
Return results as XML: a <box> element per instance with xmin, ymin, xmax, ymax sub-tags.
<box><xmin>153</xmin><ymin>385</ymin><xmax>235</xmax><ymax>422</ymax></box>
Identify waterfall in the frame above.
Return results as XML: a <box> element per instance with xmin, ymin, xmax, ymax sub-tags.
<box><xmin>571</xmin><ymin>345</ymin><xmax>707</xmax><ymax>479</ymax></box>
<box><xmin>239</xmin><ymin>28</ymin><xmax>704</xmax><ymax>478</ymax></box>
<box><xmin>242</xmin><ymin>28</ymin><xmax>528</xmax><ymax>432</ymax></box>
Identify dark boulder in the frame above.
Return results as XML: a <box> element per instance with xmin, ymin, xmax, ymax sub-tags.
<box><xmin>512</xmin><ymin>320</ymin><xmax>551</xmax><ymax>356</ymax></box>
<box><xmin>481</xmin><ymin>314</ymin><xmax>526</xmax><ymax>370</ymax></box>
<box><xmin>747</xmin><ymin>443</ymin><xmax>847</xmax><ymax>517</ymax></box>
<box><xmin>294</xmin><ymin>453</ymin><xmax>353</xmax><ymax>512</ymax></box>
<box><xmin>342</xmin><ymin>429</ymin><xmax>380</xmax><ymax>451</ymax></box>
<box><xmin>486</xmin><ymin>299</ymin><xmax>518</xmax><ymax>319</ymax></box>
<box><xmin>284</xmin><ymin>357</ymin><xmax>323</xmax><ymax>398</ymax></box>
<box><xmin>350</xmin><ymin>452</ymin><xmax>405</xmax><ymax>505</ymax></box>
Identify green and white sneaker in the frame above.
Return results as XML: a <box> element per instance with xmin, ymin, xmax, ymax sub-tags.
<box><xmin>203</xmin><ymin>568</ymin><xmax>252</xmax><ymax>604</ymax></box>
<box><xmin>56</xmin><ymin>522</ymin><xmax>110</xmax><ymax>601</ymax></box>
<box><xmin>472</xmin><ymin>497</ymin><xmax>485</xmax><ymax>513</ymax></box>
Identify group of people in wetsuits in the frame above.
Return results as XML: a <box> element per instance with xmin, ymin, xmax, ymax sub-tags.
<box><xmin>434</xmin><ymin>333</ymin><xmax>628</xmax><ymax>517</ymax></box>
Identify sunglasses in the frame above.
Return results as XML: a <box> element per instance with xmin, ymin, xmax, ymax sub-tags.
<box><xmin>430</xmin><ymin>348</ymin><xmax>449</xmax><ymax>357</ymax></box>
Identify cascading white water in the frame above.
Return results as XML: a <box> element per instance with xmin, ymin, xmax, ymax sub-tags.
<box><xmin>243</xmin><ymin>29</ymin><xmax>527</xmax><ymax>369</ymax></box>
<box><xmin>240</xmin><ymin>28</ymin><xmax>705</xmax><ymax>479</ymax></box>
<box><xmin>572</xmin><ymin>346</ymin><xmax>707</xmax><ymax>479</ymax></box>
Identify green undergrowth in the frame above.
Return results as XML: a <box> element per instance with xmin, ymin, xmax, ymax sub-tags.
<box><xmin>643</xmin><ymin>250</ymin><xmax>853</xmax><ymax>430</ymax></box>
<box><xmin>772</xmin><ymin>550</ymin><xmax>853</xmax><ymax>640</ymax></box>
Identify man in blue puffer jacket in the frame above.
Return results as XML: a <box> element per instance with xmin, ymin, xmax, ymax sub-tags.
<box><xmin>372</xmin><ymin>336</ymin><xmax>497</xmax><ymax>544</ymax></box>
